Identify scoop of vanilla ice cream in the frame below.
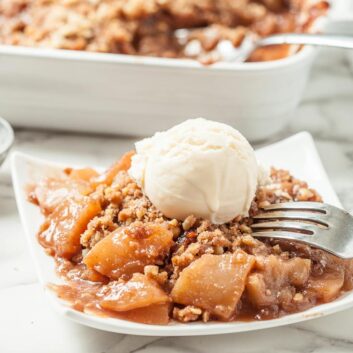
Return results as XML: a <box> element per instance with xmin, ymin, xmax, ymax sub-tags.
<box><xmin>129</xmin><ymin>118</ymin><xmax>259</xmax><ymax>224</ymax></box>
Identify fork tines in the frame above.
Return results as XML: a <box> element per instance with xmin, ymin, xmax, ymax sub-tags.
<box><xmin>250</xmin><ymin>202</ymin><xmax>353</xmax><ymax>259</ymax></box>
<box><xmin>255</xmin><ymin>201</ymin><xmax>327</xmax><ymax>213</ymax></box>
<box><xmin>251</xmin><ymin>202</ymin><xmax>330</xmax><ymax>236</ymax></box>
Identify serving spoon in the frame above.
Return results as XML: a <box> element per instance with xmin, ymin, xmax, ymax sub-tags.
<box><xmin>235</xmin><ymin>33</ymin><xmax>353</xmax><ymax>62</ymax></box>
<box><xmin>176</xmin><ymin>31</ymin><xmax>353</xmax><ymax>62</ymax></box>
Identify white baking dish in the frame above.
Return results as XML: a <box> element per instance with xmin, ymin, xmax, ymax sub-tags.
<box><xmin>5</xmin><ymin>1</ymin><xmax>347</xmax><ymax>141</ymax></box>
<box><xmin>0</xmin><ymin>44</ymin><xmax>316</xmax><ymax>141</ymax></box>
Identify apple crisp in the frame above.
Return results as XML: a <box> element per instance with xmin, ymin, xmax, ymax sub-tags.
<box><xmin>28</xmin><ymin>151</ymin><xmax>353</xmax><ymax>324</ymax></box>
<box><xmin>0</xmin><ymin>0</ymin><xmax>328</xmax><ymax>63</ymax></box>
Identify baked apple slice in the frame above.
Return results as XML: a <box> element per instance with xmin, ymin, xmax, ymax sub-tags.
<box><xmin>114</xmin><ymin>303</ymin><xmax>170</xmax><ymax>325</ymax></box>
<box><xmin>99</xmin><ymin>273</ymin><xmax>170</xmax><ymax>325</ymax></box>
<box><xmin>308</xmin><ymin>272</ymin><xmax>345</xmax><ymax>302</ymax></box>
<box><xmin>38</xmin><ymin>196</ymin><xmax>101</xmax><ymax>258</ymax></box>
<box><xmin>246</xmin><ymin>255</ymin><xmax>311</xmax><ymax>308</ymax></box>
<box><xmin>31</xmin><ymin>177</ymin><xmax>94</xmax><ymax>215</ymax></box>
<box><xmin>91</xmin><ymin>151</ymin><xmax>134</xmax><ymax>187</ymax></box>
<box><xmin>66</xmin><ymin>168</ymin><xmax>99</xmax><ymax>182</ymax></box>
<box><xmin>83</xmin><ymin>223</ymin><xmax>173</xmax><ymax>280</ymax></box>
<box><xmin>171</xmin><ymin>251</ymin><xmax>255</xmax><ymax>320</ymax></box>
<box><xmin>100</xmin><ymin>273</ymin><xmax>170</xmax><ymax>312</ymax></box>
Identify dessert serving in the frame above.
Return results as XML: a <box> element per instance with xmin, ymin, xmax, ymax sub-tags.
<box><xmin>28</xmin><ymin>119</ymin><xmax>353</xmax><ymax>325</ymax></box>
<box><xmin>0</xmin><ymin>0</ymin><xmax>328</xmax><ymax>64</ymax></box>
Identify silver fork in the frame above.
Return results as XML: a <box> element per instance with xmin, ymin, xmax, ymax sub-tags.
<box><xmin>251</xmin><ymin>202</ymin><xmax>353</xmax><ymax>259</ymax></box>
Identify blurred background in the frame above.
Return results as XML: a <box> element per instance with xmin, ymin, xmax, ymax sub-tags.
<box><xmin>0</xmin><ymin>0</ymin><xmax>352</xmax><ymax>142</ymax></box>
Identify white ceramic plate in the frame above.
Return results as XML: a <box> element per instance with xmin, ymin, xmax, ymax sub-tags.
<box><xmin>11</xmin><ymin>132</ymin><xmax>353</xmax><ymax>336</ymax></box>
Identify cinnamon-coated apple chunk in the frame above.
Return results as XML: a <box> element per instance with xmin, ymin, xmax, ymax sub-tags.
<box><xmin>246</xmin><ymin>256</ymin><xmax>311</xmax><ymax>307</ymax></box>
<box><xmin>66</xmin><ymin>167</ymin><xmax>99</xmax><ymax>181</ymax></box>
<box><xmin>32</xmin><ymin>152</ymin><xmax>131</xmax><ymax>215</ymax></box>
<box><xmin>31</xmin><ymin>177</ymin><xmax>94</xmax><ymax>215</ymax></box>
<box><xmin>83</xmin><ymin>223</ymin><xmax>173</xmax><ymax>280</ymax></box>
<box><xmin>171</xmin><ymin>251</ymin><xmax>255</xmax><ymax>320</ymax></box>
<box><xmin>308</xmin><ymin>272</ymin><xmax>345</xmax><ymax>302</ymax></box>
<box><xmin>99</xmin><ymin>273</ymin><xmax>170</xmax><ymax>324</ymax></box>
<box><xmin>91</xmin><ymin>150</ymin><xmax>134</xmax><ymax>187</ymax></box>
<box><xmin>113</xmin><ymin>303</ymin><xmax>170</xmax><ymax>325</ymax></box>
<box><xmin>30</xmin><ymin>166</ymin><xmax>99</xmax><ymax>215</ymax></box>
<box><xmin>100</xmin><ymin>273</ymin><xmax>170</xmax><ymax>312</ymax></box>
<box><xmin>38</xmin><ymin>196</ymin><xmax>101</xmax><ymax>259</ymax></box>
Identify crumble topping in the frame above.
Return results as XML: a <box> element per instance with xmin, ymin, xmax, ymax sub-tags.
<box><xmin>0</xmin><ymin>0</ymin><xmax>328</xmax><ymax>63</ymax></box>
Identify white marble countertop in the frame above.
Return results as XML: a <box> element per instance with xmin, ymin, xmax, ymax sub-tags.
<box><xmin>0</xmin><ymin>50</ymin><xmax>353</xmax><ymax>353</ymax></box>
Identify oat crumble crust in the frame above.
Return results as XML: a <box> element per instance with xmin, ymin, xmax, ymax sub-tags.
<box><xmin>0</xmin><ymin>0</ymin><xmax>328</xmax><ymax>63</ymax></box>
<box><xmin>29</xmin><ymin>153</ymin><xmax>353</xmax><ymax>324</ymax></box>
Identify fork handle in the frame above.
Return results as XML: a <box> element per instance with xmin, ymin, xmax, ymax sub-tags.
<box><xmin>258</xmin><ymin>33</ymin><xmax>353</xmax><ymax>50</ymax></box>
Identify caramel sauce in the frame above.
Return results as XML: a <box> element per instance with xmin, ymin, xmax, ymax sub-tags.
<box><xmin>51</xmin><ymin>258</ymin><xmax>170</xmax><ymax>325</ymax></box>
<box><xmin>49</xmin><ymin>250</ymin><xmax>351</xmax><ymax>325</ymax></box>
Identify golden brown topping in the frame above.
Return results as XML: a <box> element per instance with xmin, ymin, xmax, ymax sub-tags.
<box><xmin>173</xmin><ymin>305</ymin><xmax>202</xmax><ymax>322</ymax></box>
<box><xmin>0</xmin><ymin>0</ymin><xmax>328</xmax><ymax>63</ymax></box>
<box><xmin>182</xmin><ymin>215</ymin><xmax>196</xmax><ymax>231</ymax></box>
<box><xmin>144</xmin><ymin>265</ymin><xmax>168</xmax><ymax>285</ymax></box>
